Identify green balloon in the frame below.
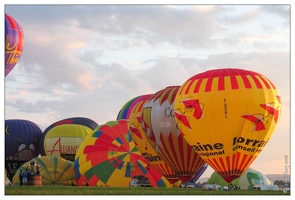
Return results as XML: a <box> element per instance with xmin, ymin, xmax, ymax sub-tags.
<box><xmin>207</xmin><ymin>167</ymin><xmax>273</xmax><ymax>190</ymax></box>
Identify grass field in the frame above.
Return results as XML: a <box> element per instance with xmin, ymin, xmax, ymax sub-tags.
<box><xmin>4</xmin><ymin>186</ymin><xmax>290</xmax><ymax>195</ymax></box>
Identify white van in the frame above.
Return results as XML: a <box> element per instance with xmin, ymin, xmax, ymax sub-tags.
<box><xmin>252</xmin><ymin>184</ymin><xmax>279</xmax><ymax>191</ymax></box>
<box><xmin>202</xmin><ymin>184</ymin><xmax>221</xmax><ymax>191</ymax></box>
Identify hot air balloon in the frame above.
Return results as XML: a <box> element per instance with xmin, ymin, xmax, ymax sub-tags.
<box><xmin>74</xmin><ymin>119</ymin><xmax>171</xmax><ymax>187</ymax></box>
<box><xmin>12</xmin><ymin>156</ymin><xmax>77</xmax><ymax>186</ymax></box>
<box><xmin>116</xmin><ymin>96</ymin><xmax>141</xmax><ymax>120</ymax></box>
<box><xmin>141</xmin><ymin>86</ymin><xmax>207</xmax><ymax>184</ymax></box>
<box><xmin>128</xmin><ymin>94</ymin><xmax>180</xmax><ymax>184</ymax></box>
<box><xmin>207</xmin><ymin>167</ymin><xmax>273</xmax><ymax>190</ymax></box>
<box><xmin>5</xmin><ymin>14</ymin><xmax>24</xmax><ymax>77</ymax></box>
<box><xmin>41</xmin><ymin>123</ymin><xmax>93</xmax><ymax>161</ymax></box>
<box><xmin>188</xmin><ymin>163</ymin><xmax>208</xmax><ymax>184</ymax></box>
<box><xmin>5</xmin><ymin>119</ymin><xmax>43</xmax><ymax>182</ymax></box>
<box><xmin>39</xmin><ymin>117</ymin><xmax>98</xmax><ymax>156</ymax></box>
<box><xmin>174</xmin><ymin>68</ymin><xmax>281</xmax><ymax>183</ymax></box>
<box><xmin>44</xmin><ymin>117</ymin><xmax>98</xmax><ymax>132</ymax></box>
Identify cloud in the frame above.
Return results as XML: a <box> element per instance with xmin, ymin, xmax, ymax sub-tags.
<box><xmin>4</xmin><ymin>5</ymin><xmax>290</xmax><ymax>176</ymax></box>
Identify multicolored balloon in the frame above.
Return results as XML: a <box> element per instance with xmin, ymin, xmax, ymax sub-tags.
<box><xmin>207</xmin><ymin>167</ymin><xmax>273</xmax><ymax>190</ymax></box>
<box><xmin>5</xmin><ymin>119</ymin><xmax>43</xmax><ymax>180</ymax></box>
<box><xmin>174</xmin><ymin>68</ymin><xmax>281</xmax><ymax>183</ymax></box>
<box><xmin>116</xmin><ymin>96</ymin><xmax>141</xmax><ymax>120</ymax></box>
<box><xmin>43</xmin><ymin>117</ymin><xmax>99</xmax><ymax>132</ymax></box>
<box><xmin>5</xmin><ymin>14</ymin><xmax>24</xmax><ymax>77</ymax></box>
<box><xmin>142</xmin><ymin>86</ymin><xmax>207</xmax><ymax>183</ymax></box>
<box><xmin>74</xmin><ymin>119</ymin><xmax>171</xmax><ymax>187</ymax></box>
<box><xmin>12</xmin><ymin>156</ymin><xmax>77</xmax><ymax>186</ymax></box>
<box><xmin>128</xmin><ymin>94</ymin><xmax>179</xmax><ymax>184</ymax></box>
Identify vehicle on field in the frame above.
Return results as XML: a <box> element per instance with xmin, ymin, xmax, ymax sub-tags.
<box><xmin>130</xmin><ymin>175</ymin><xmax>151</xmax><ymax>187</ymax></box>
<box><xmin>202</xmin><ymin>184</ymin><xmax>222</xmax><ymax>190</ymax></box>
<box><xmin>252</xmin><ymin>184</ymin><xmax>279</xmax><ymax>191</ymax></box>
<box><xmin>185</xmin><ymin>182</ymin><xmax>202</xmax><ymax>188</ymax></box>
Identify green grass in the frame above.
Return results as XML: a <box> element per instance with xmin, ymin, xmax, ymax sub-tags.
<box><xmin>5</xmin><ymin>186</ymin><xmax>290</xmax><ymax>195</ymax></box>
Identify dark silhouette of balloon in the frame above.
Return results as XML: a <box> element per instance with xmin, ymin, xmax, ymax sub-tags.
<box><xmin>174</xmin><ymin>68</ymin><xmax>281</xmax><ymax>183</ymax></box>
<box><xmin>5</xmin><ymin>14</ymin><xmax>24</xmax><ymax>77</ymax></box>
<box><xmin>5</xmin><ymin>119</ymin><xmax>43</xmax><ymax>182</ymax></box>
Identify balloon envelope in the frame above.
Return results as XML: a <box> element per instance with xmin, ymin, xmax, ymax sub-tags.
<box><xmin>74</xmin><ymin>119</ymin><xmax>171</xmax><ymax>187</ymax></box>
<box><xmin>174</xmin><ymin>68</ymin><xmax>281</xmax><ymax>183</ymax></box>
<box><xmin>39</xmin><ymin>117</ymin><xmax>98</xmax><ymax>156</ymax></box>
<box><xmin>142</xmin><ymin>86</ymin><xmax>207</xmax><ymax>183</ymax></box>
<box><xmin>207</xmin><ymin>167</ymin><xmax>273</xmax><ymax>190</ymax></box>
<box><xmin>42</xmin><ymin>124</ymin><xmax>93</xmax><ymax>161</ymax></box>
<box><xmin>116</xmin><ymin>96</ymin><xmax>141</xmax><ymax>120</ymax></box>
<box><xmin>188</xmin><ymin>163</ymin><xmax>208</xmax><ymax>183</ymax></box>
<box><xmin>5</xmin><ymin>14</ymin><xmax>24</xmax><ymax>77</ymax></box>
<box><xmin>5</xmin><ymin>119</ymin><xmax>43</xmax><ymax>180</ymax></box>
<box><xmin>12</xmin><ymin>156</ymin><xmax>77</xmax><ymax>186</ymax></box>
<box><xmin>128</xmin><ymin>94</ymin><xmax>179</xmax><ymax>184</ymax></box>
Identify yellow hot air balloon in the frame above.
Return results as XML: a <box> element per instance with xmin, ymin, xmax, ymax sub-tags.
<box><xmin>42</xmin><ymin>124</ymin><xmax>93</xmax><ymax>161</ymax></box>
<box><xmin>174</xmin><ymin>68</ymin><xmax>281</xmax><ymax>183</ymax></box>
<box><xmin>128</xmin><ymin>94</ymin><xmax>179</xmax><ymax>184</ymax></box>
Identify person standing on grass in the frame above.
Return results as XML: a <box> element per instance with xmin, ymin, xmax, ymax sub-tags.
<box><xmin>212</xmin><ymin>182</ymin><xmax>217</xmax><ymax>191</ymax></box>
<box><xmin>22</xmin><ymin>169</ymin><xmax>29</xmax><ymax>186</ymax></box>
<box><xmin>19</xmin><ymin>170</ymin><xmax>23</xmax><ymax>186</ymax></box>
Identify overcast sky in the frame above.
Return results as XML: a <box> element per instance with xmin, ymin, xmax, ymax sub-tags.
<box><xmin>3</xmin><ymin>3</ymin><xmax>291</xmax><ymax>180</ymax></box>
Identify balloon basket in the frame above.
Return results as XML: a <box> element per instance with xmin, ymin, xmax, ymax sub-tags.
<box><xmin>28</xmin><ymin>175</ymin><xmax>42</xmax><ymax>186</ymax></box>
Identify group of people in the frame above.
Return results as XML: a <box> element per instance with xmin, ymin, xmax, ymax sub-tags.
<box><xmin>227</xmin><ymin>183</ymin><xmax>241</xmax><ymax>190</ymax></box>
<box><xmin>18</xmin><ymin>161</ymin><xmax>41</xmax><ymax>186</ymax></box>
<box><xmin>18</xmin><ymin>169</ymin><xmax>29</xmax><ymax>186</ymax></box>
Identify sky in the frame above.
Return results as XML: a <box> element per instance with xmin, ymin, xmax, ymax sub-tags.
<box><xmin>2</xmin><ymin>2</ymin><xmax>292</xmax><ymax>183</ymax></box>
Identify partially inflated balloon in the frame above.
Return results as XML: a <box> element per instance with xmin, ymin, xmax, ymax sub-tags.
<box><xmin>174</xmin><ymin>68</ymin><xmax>281</xmax><ymax>183</ymax></box>
<box><xmin>5</xmin><ymin>14</ymin><xmax>24</xmax><ymax>77</ymax></box>
<box><xmin>128</xmin><ymin>94</ymin><xmax>179</xmax><ymax>184</ymax></box>
<box><xmin>142</xmin><ymin>86</ymin><xmax>207</xmax><ymax>183</ymax></box>
<box><xmin>12</xmin><ymin>156</ymin><xmax>77</xmax><ymax>186</ymax></box>
<box><xmin>74</xmin><ymin>120</ymin><xmax>171</xmax><ymax>187</ymax></box>
<box><xmin>207</xmin><ymin>167</ymin><xmax>273</xmax><ymax>190</ymax></box>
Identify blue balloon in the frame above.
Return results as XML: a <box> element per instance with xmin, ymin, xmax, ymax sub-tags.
<box><xmin>188</xmin><ymin>163</ymin><xmax>208</xmax><ymax>183</ymax></box>
<box><xmin>5</xmin><ymin>119</ymin><xmax>43</xmax><ymax>181</ymax></box>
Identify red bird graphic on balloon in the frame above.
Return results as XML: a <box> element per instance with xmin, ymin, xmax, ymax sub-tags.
<box><xmin>180</xmin><ymin>98</ymin><xmax>204</xmax><ymax>120</ymax></box>
<box><xmin>129</xmin><ymin>122</ymin><xmax>143</xmax><ymax>140</ymax></box>
<box><xmin>260</xmin><ymin>101</ymin><xmax>280</xmax><ymax>124</ymax></box>
<box><xmin>174</xmin><ymin>109</ymin><xmax>192</xmax><ymax>130</ymax></box>
<box><xmin>241</xmin><ymin>114</ymin><xmax>267</xmax><ymax>132</ymax></box>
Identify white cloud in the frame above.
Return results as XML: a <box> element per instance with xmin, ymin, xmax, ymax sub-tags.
<box><xmin>4</xmin><ymin>4</ymin><xmax>291</xmax><ymax>180</ymax></box>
